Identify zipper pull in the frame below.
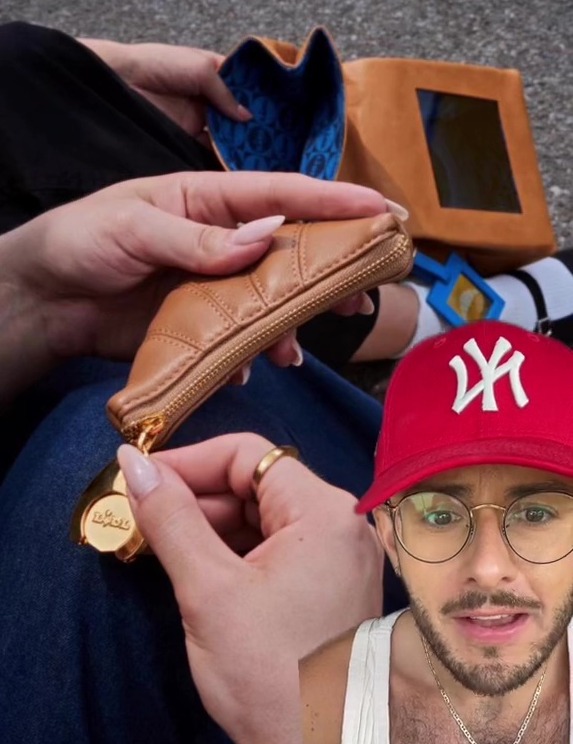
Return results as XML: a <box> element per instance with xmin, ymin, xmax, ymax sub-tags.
<box><xmin>69</xmin><ymin>416</ymin><xmax>165</xmax><ymax>562</ymax></box>
<box><xmin>134</xmin><ymin>415</ymin><xmax>165</xmax><ymax>453</ymax></box>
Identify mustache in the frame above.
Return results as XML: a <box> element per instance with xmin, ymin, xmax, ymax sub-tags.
<box><xmin>441</xmin><ymin>591</ymin><xmax>542</xmax><ymax>614</ymax></box>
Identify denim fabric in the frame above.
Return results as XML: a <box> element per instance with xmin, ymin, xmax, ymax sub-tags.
<box><xmin>0</xmin><ymin>354</ymin><xmax>405</xmax><ymax>744</ymax></box>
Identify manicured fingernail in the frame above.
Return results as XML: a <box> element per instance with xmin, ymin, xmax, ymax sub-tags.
<box><xmin>386</xmin><ymin>199</ymin><xmax>410</xmax><ymax>221</ymax></box>
<box><xmin>358</xmin><ymin>293</ymin><xmax>376</xmax><ymax>315</ymax></box>
<box><xmin>292</xmin><ymin>340</ymin><xmax>304</xmax><ymax>367</ymax></box>
<box><xmin>237</xmin><ymin>104</ymin><xmax>253</xmax><ymax>121</ymax></box>
<box><xmin>237</xmin><ymin>364</ymin><xmax>251</xmax><ymax>385</ymax></box>
<box><xmin>117</xmin><ymin>444</ymin><xmax>161</xmax><ymax>501</ymax></box>
<box><xmin>232</xmin><ymin>215</ymin><xmax>285</xmax><ymax>246</ymax></box>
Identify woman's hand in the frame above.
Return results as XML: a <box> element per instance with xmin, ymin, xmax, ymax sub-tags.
<box><xmin>0</xmin><ymin>172</ymin><xmax>387</xmax><ymax>403</ymax></box>
<box><xmin>79</xmin><ymin>39</ymin><xmax>250</xmax><ymax>142</ymax></box>
<box><xmin>118</xmin><ymin>433</ymin><xmax>384</xmax><ymax>744</ymax></box>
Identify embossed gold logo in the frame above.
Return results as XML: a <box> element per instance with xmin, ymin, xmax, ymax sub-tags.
<box><xmin>83</xmin><ymin>493</ymin><xmax>136</xmax><ymax>552</ymax></box>
<box><xmin>91</xmin><ymin>508</ymin><xmax>131</xmax><ymax>531</ymax></box>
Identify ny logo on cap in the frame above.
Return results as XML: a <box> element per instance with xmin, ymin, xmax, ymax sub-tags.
<box><xmin>449</xmin><ymin>336</ymin><xmax>529</xmax><ymax>414</ymax></box>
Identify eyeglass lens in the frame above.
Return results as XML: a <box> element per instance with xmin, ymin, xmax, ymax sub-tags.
<box><xmin>394</xmin><ymin>491</ymin><xmax>573</xmax><ymax>564</ymax></box>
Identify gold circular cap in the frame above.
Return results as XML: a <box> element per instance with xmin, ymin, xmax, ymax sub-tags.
<box><xmin>82</xmin><ymin>493</ymin><xmax>138</xmax><ymax>553</ymax></box>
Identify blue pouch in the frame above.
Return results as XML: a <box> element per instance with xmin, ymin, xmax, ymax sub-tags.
<box><xmin>207</xmin><ymin>27</ymin><xmax>345</xmax><ymax>180</ymax></box>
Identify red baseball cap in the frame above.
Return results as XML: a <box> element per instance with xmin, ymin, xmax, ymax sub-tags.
<box><xmin>357</xmin><ymin>320</ymin><xmax>573</xmax><ymax>513</ymax></box>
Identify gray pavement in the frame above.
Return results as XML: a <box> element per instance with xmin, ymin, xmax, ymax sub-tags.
<box><xmin>0</xmin><ymin>0</ymin><xmax>571</xmax><ymax>247</ymax></box>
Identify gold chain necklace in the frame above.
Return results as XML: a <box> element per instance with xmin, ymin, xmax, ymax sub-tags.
<box><xmin>420</xmin><ymin>635</ymin><xmax>546</xmax><ymax>744</ymax></box>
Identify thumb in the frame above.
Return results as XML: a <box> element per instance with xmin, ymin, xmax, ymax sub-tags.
<box><xmin>117</xmin><ymin>444</ymin><xmax>234</xmax><ymax>589</ymax></box>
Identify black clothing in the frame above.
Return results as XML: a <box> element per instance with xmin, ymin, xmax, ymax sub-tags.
<box><xmin>0</xmin><ymin>21</ymin><xmax>378</xmax><ymax>369</ymax></box>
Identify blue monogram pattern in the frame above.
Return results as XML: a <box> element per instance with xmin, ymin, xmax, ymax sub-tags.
<box><xmin>207</xmin><ymin>28</ymin><xmax>345</xmax><ymax>180</ymax></box>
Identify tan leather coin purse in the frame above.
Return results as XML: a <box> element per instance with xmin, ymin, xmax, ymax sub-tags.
<box><xmin>107</xmin><ymin>213</ymin><xmax>413</xmax><ymax>450</ymax></box>
<box><xmin>72</xmin><ymin>213</ymin><xmax>413</xmax><ymax>561</ymax></box>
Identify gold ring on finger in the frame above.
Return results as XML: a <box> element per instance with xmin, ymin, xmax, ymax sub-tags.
<box><xmin>251</xmin><ymin>445</ymin><xmax>300</xmax><ymax>500</ymax></box>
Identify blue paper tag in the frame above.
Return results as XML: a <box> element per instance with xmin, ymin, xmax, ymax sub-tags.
<box><xmin>412</xmin><ymin>253</ymin><xmax>505</xmax><ymax>326</ymax></box>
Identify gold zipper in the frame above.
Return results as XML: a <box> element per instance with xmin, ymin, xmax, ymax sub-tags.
<box><xmin>135</xmin><ymin>415</ymin><xmax>166</xmax><ymax>454</ymax></box>
<box><xmin>122</xmin><ymin>233</ymin><xmax>412</xmax><ymax>447</ymax></box>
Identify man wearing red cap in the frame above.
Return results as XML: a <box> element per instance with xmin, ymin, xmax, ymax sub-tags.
<box><xmin>301</xmin><ymin>320</ymin><xmax>573</xmax><ymax>743</ymax></box>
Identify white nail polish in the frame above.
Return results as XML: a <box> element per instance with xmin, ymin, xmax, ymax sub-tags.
<box><xmin>232</xmin><ymin>215</ymin><xmax>286</xmax><ymax>245</ymax></box>
<box><xmin>292</xmin><ymin>341</ymin><xmax>304</xmax><ymax>367</ymax></box>
<box><xmin>386</xmin><ymin>199</ymin><xmax>410</xmax><ymax>222</ymax></box>
<box><xmin>117</xmin><ymin>444</ymin><xmax>161</xmax><ymax>500</ymax></box>
<box><xmin>236</xmin><ymin>365</ymin><xmax>251</xmax><ymax>385</ymax></box>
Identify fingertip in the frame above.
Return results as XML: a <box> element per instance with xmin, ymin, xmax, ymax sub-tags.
<box><xmin>385</xmin><ymin>199</ymin><xmax>410</xmax><ymax>221</ymax></box>
<box><xmin>231</xmin><ymin>215</ymin><xmax>285</xmax><ymax>246</ymax></box>
<box><xmin>229</xmin><ymin>364</ymin><xmax>252</xmax><ymax>386</ymax></box>
<box><xmin>358</xmin><ymin>293</ymin><xmax>376</xmax><ymax>315</ymax></box>
<box><xmin>208</xmin><ymin>72</ymin><xmax>252</xmax><ymax>122</ymax></box>
<box><xmin>117</xmin><ymin>444</ymin><xmax>161</xmax><ymax>502</ymax></box>
<box><xmin>236</xmin><ymin>104</ymin><xmax>253</xmax><ymax>121</ymax></box>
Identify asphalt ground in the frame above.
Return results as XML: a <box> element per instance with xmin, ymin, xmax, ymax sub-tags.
<box><xmin>0</xmin><ymin>0</ymin><xmax>570</xmax><ymax>247</ymax></box>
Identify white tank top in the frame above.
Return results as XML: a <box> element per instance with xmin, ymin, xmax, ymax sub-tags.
<box><xmin>341</xmin><ymin>610</ymin><xmax>573</xmax><ymax>744</ymax></box>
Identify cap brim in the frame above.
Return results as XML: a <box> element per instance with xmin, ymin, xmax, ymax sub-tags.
<box><xmin>356</xmin><ymin>437</ymin><xmax>573</xmax><ymax>513</ymax></box>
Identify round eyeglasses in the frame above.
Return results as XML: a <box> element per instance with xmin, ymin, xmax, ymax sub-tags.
<box><xmin>385</xmin><ymin>491</ymin><xmax>573</xmax><ymax>564</ymax></box>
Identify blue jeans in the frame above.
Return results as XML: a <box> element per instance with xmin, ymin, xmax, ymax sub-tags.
<box><xmin>0</xmin><ymin>354</ymin><xmax>405</xmax><ymax>744</ymax></box>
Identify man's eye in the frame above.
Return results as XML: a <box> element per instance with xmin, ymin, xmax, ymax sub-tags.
<box><xmin>423</xmin><ymin>510</ymin><xmax>459</xmax><ymax>527</ymax></box>
<box><xmin>510</xmin><ymin>506</ymin><xmax>555</xmax><ymax>525</ymax></box>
